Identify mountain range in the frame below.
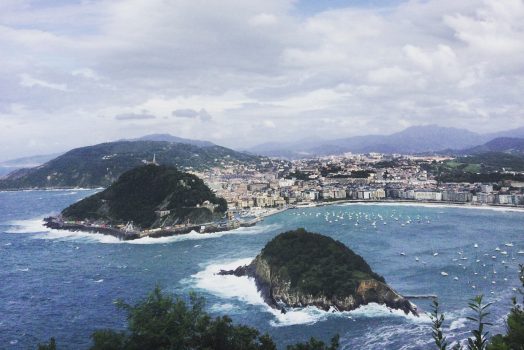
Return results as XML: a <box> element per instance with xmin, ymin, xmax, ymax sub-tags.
<box><xmin>0</xmin><ymin>138</ymin><xmax>262</xmax><ymax>189</ymax></box>
<box><xmin>247</xmin><ymin>125</ymin><xmax>524</xmax><ymax>158</ymax></box>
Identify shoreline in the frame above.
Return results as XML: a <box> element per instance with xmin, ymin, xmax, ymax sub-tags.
<box><xmin>259</xmin><ymin>199</ymin><xmax>524</xmax><ymax>220</ymax></box>
<box><xmin>38</xmin><ymin>198</ymin><xmax>524</xmax><ymax>242</ymax></box>
<box><xmin>43</xmin><ymin>216</ymin><xmax>260</xmax><ymax>241</ymax></box>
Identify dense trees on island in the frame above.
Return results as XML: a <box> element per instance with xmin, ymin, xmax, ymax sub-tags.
<box><xmin>62</xmin><ymin>165</ymin><xmax>227</xmax><ymax>228</ymax></box>
<box><xmin>258</xmin><ymin>229</ymin><xmax>385</xmax><ymax>299</ymax></box>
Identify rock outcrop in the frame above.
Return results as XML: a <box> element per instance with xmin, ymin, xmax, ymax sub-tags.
<box><xmin>220</xmin><ymin>229</ymin><xmax>418</xmax><ymax>316</ymax></box>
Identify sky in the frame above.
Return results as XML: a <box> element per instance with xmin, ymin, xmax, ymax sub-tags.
<box><xmin>1</xmin><ymin>0</ymin><xmax>524</xmax><ymax>161</ymax></box>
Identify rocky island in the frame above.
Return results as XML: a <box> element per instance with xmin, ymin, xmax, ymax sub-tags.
<box><xmin>44</xmin><ymin>164</ymin><xmax>249</xmax><ymax>240</ymax></box>
<box><xmin>220</xmin><ymin>228</ymin><xmax>418</xmax><ymax>315</ymax></box>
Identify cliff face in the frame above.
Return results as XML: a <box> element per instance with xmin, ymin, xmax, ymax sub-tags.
<box><xmin>220</xmin><ymin>229</ymin><xmax>418</xmax><ymax>316</ymax></box>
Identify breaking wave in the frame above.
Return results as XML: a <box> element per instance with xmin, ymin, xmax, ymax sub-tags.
<box><xmin>5</xmin><ymin>218</ymin><xmax>281</xmax><ymax>245</ymax></box>
<box><xmin>190</xmin><ymin>258</ymin><xmax>432</xmax><ymax>327</ymax></box>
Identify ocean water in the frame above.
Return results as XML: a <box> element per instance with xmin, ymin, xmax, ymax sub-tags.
<box><xmin>0</xmin><ymin>190</ymin><xmax>523</xmax><ymax>349</ymax></box>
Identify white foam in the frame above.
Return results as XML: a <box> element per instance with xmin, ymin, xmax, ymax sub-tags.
<box><xmin>191</xmin><ymin>258</ymin><xmax>432</xmax><ymax>327</ymax></box>
<box><xmin>449</xmin><ymin>317</ymin><xmax>468</xmax><ymax>330</ymax></box>
<box><xmin>6</xmin><ymin>217</ymin><xmax>280</xmax><ymax>245</ymax></box>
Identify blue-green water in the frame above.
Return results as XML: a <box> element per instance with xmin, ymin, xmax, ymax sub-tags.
<box><xmin>0</xmin><ymin>190</ymin><xmax>523</xmax><ymax>349</ymax></box>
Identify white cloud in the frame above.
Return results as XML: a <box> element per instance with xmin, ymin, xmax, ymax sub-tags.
<box><xmin>19</xmin><ymin>74</ymin><xmax>68</xmax><ymax>91</ymax></box>
<box><xmin>249</xmin><ymin>13</ymin><xmax>278</xmax><ymax>27</ymax></box>
<box><xmin>0</xmin><ymin>0</ymin><xmax>524</xmax><ymax>160</ymax></box>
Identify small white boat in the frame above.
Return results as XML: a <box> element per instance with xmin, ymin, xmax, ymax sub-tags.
<box><xmin>474</xmin><ymin>243</ymin><xmax>478</xmax><ymax>248</ymax></box>
<box><xmin>400</xmin><ymin>252</ymin><xmax>406</xmax><ymax>256</ymax></box>
<box><xmin>495</xmin><ymin>247</ymin><xmax>501</xmax><ymax>251</ymax></box>
<box><xmin>453</xmin><ymin>277</ymin><xmax>459</xmax><ymax>281</ymax></box>
<box><xmin>433</xmin><ymin>252</ymin><xmax>439</xmax><ymax>256</ymax></box>
<box><xmin>415</xmin><ymin>257</ymin><xmax>419</xmax><ymax>261</ymax></box>
<box><xmin>505</xmin><ymin>243</ymin><xmax>514</xmax><ymax>247</ymax></box>
<box><xmin>441</xmin><ymin>272</ymin><xmax>448</xmax><ymax>276</ymax></box>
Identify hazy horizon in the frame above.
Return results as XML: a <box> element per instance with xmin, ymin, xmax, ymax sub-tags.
<box><xmin>1</xmin><ymin>0</ymin><xmax>524</xmax><ymax>160</ymax></box>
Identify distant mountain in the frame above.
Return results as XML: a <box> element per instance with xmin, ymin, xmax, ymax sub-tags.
<box><xmin>485</xmin><ymin>126</ymin><xmax>524</xmax><ymax>140</ymax></box>
<box><xmin>461</xmin><ymin>137</ymin><xmax>524</xmax><ymax>155</ymax></box>
<box><xmin>245</xmin><ymin>138</ymin><xmax>325</xmax><ymax>159</ymax></box>
<box><xmin>0</xmin><ymin>153</ymin><xmax>61</xmax><ymax>178</ymax></box>
<box><xmin>0</xmin><ymin>140</ymin><xmax>261</xmax><ymax>189</ymax></box>
<box><xmin>130</xmin><ymin>134</ymin><xmax>215</xmax><ymax>147</ymax></box>
<box><xmin>249</xmin><ymin>125</ymin><xmax>488</xmax><ymax>157</ymax></box>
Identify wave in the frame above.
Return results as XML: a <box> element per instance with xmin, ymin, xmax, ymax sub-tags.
<box><xmin>4</xmin><ymin>217</ymin><xmax>280</xmax><ymax>245</ymax></box>
<box><xmin>190</xmin><ymin>258</ymin><xmax>432</xmax><ymax>327</ymax></box>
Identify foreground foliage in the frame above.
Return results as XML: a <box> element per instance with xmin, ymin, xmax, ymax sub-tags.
<box><xmin>430</xmin><ymin>265</ymin><xmax>524</xmax><ymax>350</ymax></box>
<box><xmin>36</xmin><ymin>265</ymin><xmax>524</xmax><ymax>349</ymax></box>
<box><xmin>38</xmin><ymin>286</ymin><xmax>339</xmax><ymax>350</ymax></box>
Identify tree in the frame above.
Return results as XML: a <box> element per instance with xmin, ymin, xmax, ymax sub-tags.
<box><xmin>37</xmin><ymin>338</ymin><xmax>57</xmax><ymax>350</ymax></box>
<box><xmin>487</xmin><ymin>265</ymin><xmax>524</xmax><ymax>350</ymax></box>
<box><xmin>286</xmin><ymin>335</ymin><xmax>340</xmax><ymax>350</ymax></box>
<box><xmin>90</xmin><ymin>286</ymin><xmax>281</xmax><ymax>350</ymax></box>
<box><xmin>430</xmin><ymin>300</ymin><xmax>450</xmax><ymax>350</ymax></box>
<box><xmin>466</xmin><ymin>295</ymin><xmax>493</xmax><ymax>350</ymax></box>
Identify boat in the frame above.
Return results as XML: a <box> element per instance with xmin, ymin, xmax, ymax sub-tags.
<box><xmin>441</xmin><ymin>272</ymin><xmax>448</xmax><ymax>276</ymax></box>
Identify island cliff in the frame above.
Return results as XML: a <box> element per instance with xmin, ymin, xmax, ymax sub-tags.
<box><xmin>220</xmin><ymin>229</ymin><xmax>418</xmax><ymax>316</ymax></box>
<box><xmin>57</xmin><ymin>164</ymin><xmax>227</xmax><ymax>229</ymax></box>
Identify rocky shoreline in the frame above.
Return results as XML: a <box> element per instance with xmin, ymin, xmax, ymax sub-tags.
<box><xmin>43</xmin><ymin>216</ymin><xmax>259</xmax><ymax>241</ymax></box>
<box><xmin>219</xmin><ymin>254</ymin><xmax>418</xmax><ymax>316</ymax></box>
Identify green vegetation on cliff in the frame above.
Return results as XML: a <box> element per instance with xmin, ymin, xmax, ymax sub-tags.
<box><xmin>0</xmin><ymin>140</ymin><xmax>262</xmax><ymax>189</ymax></box>
<box><xmin>259</xmin><ymin>229</ymin><xmax>385</xmax><ymax>298</ymax></box>
<box><xmin>62</xmin><ymin>165</ymin><xmax>227</xmax><ymax>228</ymax></box>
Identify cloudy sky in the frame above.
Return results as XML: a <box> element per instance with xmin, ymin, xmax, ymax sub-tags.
<box><xmin>1</xmin><ymin>0</ymin><xmax>524</xmax><ymax>160</ymax></box>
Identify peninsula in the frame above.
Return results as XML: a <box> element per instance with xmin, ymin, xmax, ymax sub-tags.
<box><xmin>220</xmin><ymin>228</ymin><xmax>418</xmax><ymax>315</ymax></box>
<box><xmin>44</xmin><ymin>164</ymin><xmax>254</xmax><ymax>240</ymax></box>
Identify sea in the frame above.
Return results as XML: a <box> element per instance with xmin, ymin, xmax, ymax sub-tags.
<box><xmin>0</xmin><ymin>189</ymin><xmax>523</xmax><ymax>349</ymax></box>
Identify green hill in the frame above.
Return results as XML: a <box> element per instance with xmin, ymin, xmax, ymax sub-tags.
<box><xmin>0</xmin><ymin>140</ymin><xmax>261</xmax><ymax>189</ymax></box>
<box><xmin>221</xmin><ymin>229</ymin><xmax>417</xmax><ymax>315</ymax></box>
<box><xmin>259</xmin><ymin>229</ymin><xmax>385</xmax><ymax>298</ymax></box>
<box><xmin>61</xmin><ymin>165</ymin><xmax>227</xmax><ymax>229</ymax></box>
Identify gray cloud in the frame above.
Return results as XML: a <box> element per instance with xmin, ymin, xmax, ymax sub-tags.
<box><xmin>115</xmin><ymin>113</ymin><xmax>156</xmax><ymax>121</ymax></box>
<box><xmin>0</xmin><ymin>0</ymin><xmax>523</xmax><ymax>160</ymax></box>
<box><xmin>172</xmin><ymin>108</ymin><xmax>213</xmax><ymax>122</ymax></box>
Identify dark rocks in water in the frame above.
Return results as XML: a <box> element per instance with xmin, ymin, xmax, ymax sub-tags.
<box><xmin>219</xmin><ymin>228</ymin><xmax>418</xmax><ymax>316</ymax></box>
